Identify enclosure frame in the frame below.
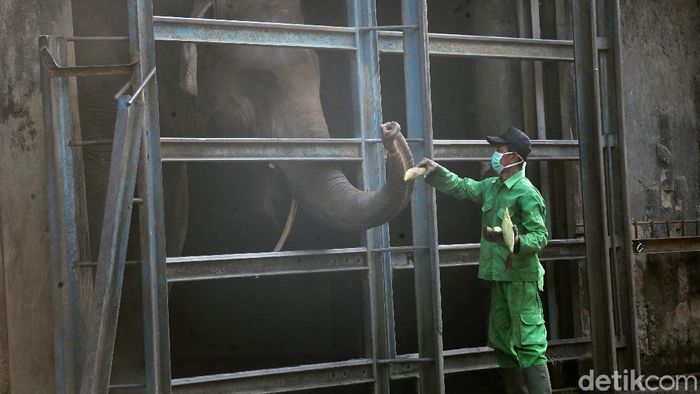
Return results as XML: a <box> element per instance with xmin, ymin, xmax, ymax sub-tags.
<box><xmin>40</xmin><ymin>0</ymin><xmax>640</xmax><ymax>392</ymax></box>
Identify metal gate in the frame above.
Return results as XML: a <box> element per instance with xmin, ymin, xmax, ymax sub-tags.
<box><xmin>41</xmin><ymin>0</ymin><xmax>639</xmax><ymax>392</ymax></box>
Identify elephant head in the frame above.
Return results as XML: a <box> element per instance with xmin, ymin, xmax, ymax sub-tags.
<box><xmin>179</xmin><ymin>0</ymin><xmax>415</xmax><ymax>232</ymax></box>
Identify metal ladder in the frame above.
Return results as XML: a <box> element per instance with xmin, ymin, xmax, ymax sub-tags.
<box><xmin>41</xmin><ymin>0</ymin><xmax>443</xmax><ymax>392</ymax></box>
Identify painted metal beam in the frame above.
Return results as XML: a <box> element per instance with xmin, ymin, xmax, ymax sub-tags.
<box><xmin>159</xmin><ymin>138</ymin><xmax>579</xmax><ymax>161</ymax></box>
<box><xmin>152</xmin><ymin>16</ymin><xmax>574</xmax><ymax>61</ymax></box>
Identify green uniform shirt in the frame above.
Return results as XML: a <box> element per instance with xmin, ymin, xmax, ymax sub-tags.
<box><xmin>426</xmin><ymin>164</ymin><xmax>548</xmax><ymax>288</ymax></box>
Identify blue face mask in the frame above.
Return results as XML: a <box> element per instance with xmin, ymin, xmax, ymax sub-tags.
<box><xmin>491</xmin><ymin>151</ymin><xmax>523</xmax><ymax>174</ymax></box>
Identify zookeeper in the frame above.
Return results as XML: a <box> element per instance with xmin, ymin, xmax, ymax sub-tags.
<box><xmin>417</xmin><ymin>126</ymin><xmax>552</xmax><ymax>393</ymax></box>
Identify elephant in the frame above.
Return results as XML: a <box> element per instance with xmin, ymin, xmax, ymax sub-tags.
<box><xmin>178</xmin><ymin>0</ymin><xmax>415</xmax><ymax>240</ymax></box>
<box><xmin>70</xmin><ymin>0</ymin><xmax>416</xmax><ymax>385</ymax></box>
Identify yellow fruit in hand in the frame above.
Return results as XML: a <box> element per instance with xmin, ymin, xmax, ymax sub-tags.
<box><xmin>404</xmin><ymin>166</ymin><xmax>427</xmax><ymax>181</ymax></box>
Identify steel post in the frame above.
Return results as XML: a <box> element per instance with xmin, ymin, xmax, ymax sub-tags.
<box><xmin>571</xmin><ymin>0</ymin><xmax>617</xmax><ymax>376</ymax></box>
<box><xmin>401</xmin><ymin>0</ymin><xmax>445</xmax><ymax>392</ymax></box>
<box><xmin>610</xmin><ymin>0</ymin><xmax>641</xmax><ymax>372</ymax></box>
<box><xmin>347</xmin><ymin>0</ymin><xmax>395</xmax><ymax>390</ymax></box>
<box><xmin>79</xmin><ymin>97</ymin><xmax>143</xmax><ymax>393</ymax></box>
<box><xmin>40</xmin><ymin>35</ymin><xmax>85</xmax><ymax>394</ymax></box>
<box><xmin>128</xmin><ymin>0</ymin><xmax>173</xmax><ymax>392</ymax></box>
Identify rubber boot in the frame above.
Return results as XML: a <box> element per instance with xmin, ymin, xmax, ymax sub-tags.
<box><xmin>523</xmin><ymin>364</ymin><xmax>552</xmax><ymax>394</ymax></box>
<box><xmin>499</xmin><ymin>368</ymin><xmax>529</xmax><ymax>394</ymax></box>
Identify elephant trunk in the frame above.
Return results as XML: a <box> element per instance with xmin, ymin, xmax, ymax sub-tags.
<box><xmin>277</xmin><ymin>126</ymin><xmax>415</xmax><ymax>232</ymax></box>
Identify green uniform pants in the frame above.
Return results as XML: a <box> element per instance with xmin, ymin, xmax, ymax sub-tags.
<box><xmin>488</xmin><ymin>281</ymin><xmax>548</xmax><ymax>368</ymax></box>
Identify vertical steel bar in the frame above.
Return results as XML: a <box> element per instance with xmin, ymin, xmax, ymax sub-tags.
<box><xmin>527</xmin><ymin>0</ymin><xmax>560</xmax><ymax>341</ymax></box>
<box><xmin>40</xmin><ymin>35</ymin><xmax>83</xmax><ymax>394</ymax></box>
<box><xmin>571</xmin><ymin>0</ymin><xmax>617</xmax><ymax>375</ymax></box>
<box><xmin>128</xmin><ymin>0</ymin><xmax>172</xmax><ymax>392</ymax></box>
<box><xmin>610</xmin><ymin>0</ymin><xmax>641</xmax><ymax>372</ymax></box>
<box><xmin>555</xmin><ymin>0</ymin><xmax>585</xmax><ymax>339</ymax></box>
<box><xmin>600</xmin><ymin>40</ymin><xmax>625</xmax><ymax>348</ymax></box>
<box><xmin>346</xmin><ymin>0</ymin><xmax>394</xmax><ymax>391</ymax></box>
<box><xmin>401</xmin><ymin>0</ymin><xmax>445</xmax><ymax>392</ymax></box>
<box><xmin>516</xmin><ymin>0</ymin><xmax>537</xmax><ymax>139</ymax></box>
<box><xmin>79</xmin><ymin>97</ymin><xmax>143</xmax><ymax>393</ymax></box>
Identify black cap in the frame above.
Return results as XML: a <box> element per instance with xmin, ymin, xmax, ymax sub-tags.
<box><xmin>486</xmin><ymin>127</ymin><xmax>531</xmax><ymax>160</ymax></box>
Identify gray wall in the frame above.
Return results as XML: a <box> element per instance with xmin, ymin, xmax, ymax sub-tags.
<box><xmin>0</xmin><ymin>1</ymin><xmax>77</xmax><ymax>392</ymax></box>
<box><xmin>621</xmin><ymin>0</ymin><xmax>700</xmax><ymax>374</ymax></box>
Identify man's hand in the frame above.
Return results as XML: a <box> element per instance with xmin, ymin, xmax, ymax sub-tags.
<box><xmin>417</xmin><ymin>157</ymin><xmax>439</xmax><ymax>177</ymax></box>
<box><xmin>483</xmin><ymin>226</ymin><xmax>504</xmax><ymax>243</ymax></box>
<box><xmin>483</xmin><ymin>224</ymin><xmax>519</xmax><ymax>247</ymax></box>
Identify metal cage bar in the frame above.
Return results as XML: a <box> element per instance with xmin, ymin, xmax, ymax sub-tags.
<box><xmin>164</xmin><ymin>240</ymin><xmax>586</xmax><ymax>282</ymax></box>
<box><xmin>152</xmin><ymin>17</ymin><xmax>574</xmax><ymax>61</ymax></box>
<box><xmin>158</xmin><ymin>138</ymin><xmax>580</xmax><ymax>162</ymax></box>
<box><xmin>346</xmin><ymin>0</ymin><xmax>395</xmax><ymax>391</ymax></box>
<box><xmin>127</xmin><ymin>0</ymin><xmax>173</xmax><ymax>392</ymax></box>
<box><xmin>572</xmin><ymin>0</ymin><xmax>618</xmax><ymax>375</ymax></box>
<box><xmin>79</xmin><ymin>96</ymin><xmax>143</xmax><ymax>394</ymax></box>
<box><xmin>169</xmin><ymin>338</ymin><xmax>599</xmax><ymax>392</ymax></box>
<box><xmin>40</xmin><ymin>35</ymin><xmax>86</xmax><ymax>394</ymax></box>
<box><xmin>401</xmin><ymin>0</ymin><xmax>445</xmax><ymax>392</ymax></box>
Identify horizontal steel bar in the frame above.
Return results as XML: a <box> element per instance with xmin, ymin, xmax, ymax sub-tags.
<box><xmin>159</xmin><ymin>138</ymin><xmax>579</xmax><ymax>161</ymax></box>
<box><xmin>379</xmin><ymin>31</ymin><xmax>574</xmax><ymax>61</ymax></box>
<box><xmin>62</xmin><ymin>36</ymin><xmax>130</xmax><ymax>42</ymax></box>
<box><xmin>166</xmin><ymin>240</ymin><xmax>585</xmax><ymax>282</ymax></box>
<box><xmin>358</xmin><ymin>24</ymin><xmax>417</xmax><ymax>31</ymax></box>
<box><xmin>399</xmin><ymin>238</ymin><xmax>586</xmax><ymax>269</ymax></box>
<box><xmin>41</xmin><ymin>47</ymin><xmax>136</xmax><ymax>77</ymax></box>
<box><xmin>152</xmin><ymin>17</ymin><xmax>573</xmax><ymax>61</ymax></box>
<box><xmin>171</xmin><ymin>359</ymin><xmax>374</xmax><ymax>394</ymax></box>
<box><xmin>166</xmin><ymin>248</ymin><xmax>369</xmax><ymax>282</ymax></box>
<box><xmin>160</xmin><ymin>138</ymin><xmax>364</xmax><ymax>162</ymax></box>
<box><xmin>154</xmin><ymin>17</ymin><xmax>357</xmax><ymax>50</ymax></box>
<box><xmin>433</xmin><ymin>140</ymin><xmax>580</xmax><ymax>161</ymax></box>
<box><xmin>170</xmin><ymin>338</ymin><xmax>598</xmax><ymax>392</ymax></box>
<box><xmin>394</xmin><ymin>338</ymin><xmax>595</xmax><ymax>378</ymax></box>
<box><xmin>632</xmin><ymin>237</ymin><xmax>700</xmax><ymax>254</ymax></box>
<box><xmin>376</xmin><ymin>358</ymin><xmax>433</xmax><ymax>365</ymax></box>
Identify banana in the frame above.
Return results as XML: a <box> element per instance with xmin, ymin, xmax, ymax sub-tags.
<box><xmin>403</xmin><ymin>166</ymin><xmax>427</xmax><ymax>181</ymax></box>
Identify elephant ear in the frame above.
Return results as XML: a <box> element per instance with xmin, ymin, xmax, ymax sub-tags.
<box><xmin>179</xmin><ymin>0</ymin><xmax>214</xmax><ymax>96</ymax></box>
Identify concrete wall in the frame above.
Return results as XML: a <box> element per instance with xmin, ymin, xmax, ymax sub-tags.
<box><xmin>621</xmin><ymin>0</ymin><xmax>700</xmax><ymax>374</ymax></box>
<box><xmin>0</xmin><ymin>1</ymin><xmax>76</xmax><ymax>392</ymax></box>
